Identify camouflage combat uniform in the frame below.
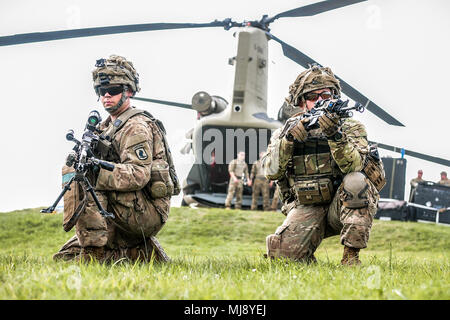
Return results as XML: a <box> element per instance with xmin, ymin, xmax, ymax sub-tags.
<box><xmin>263</xmin><ymin>118</ymin><xmax>383</xmax><ymax>263</ymax></box>
<box><xmin>437</xmin><ymin>178</ymin><xmax>450</xmax><ymax>186</ymax></box>
<box><xmin>250</xmin><ymin>159</ymin><xmax>271</xmax><ymax>211</ymax></box>
<box><xmin>409</xmin><ymin>177</ymin><xmax>425</xmax><ymax>201</ymax></box>
<box><xmin>225</xmin><ymin>158</ymin><xmax>249</xmax><ymax>209</ymax></box>
<box><xmin>410</xmin><ymin>177</ymin><xmax>424</xmax><ymax>188</ymax></box>
<box><xmin>54</xmin><ymin>106</ymin><xmax>172</xmax><ymax>263</ymax></box>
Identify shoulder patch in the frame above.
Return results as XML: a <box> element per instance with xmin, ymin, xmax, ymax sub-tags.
<box><xmin>134</xmin><ymin>145</ymin><xmax>149</xmax><ymax>160</ymax></box>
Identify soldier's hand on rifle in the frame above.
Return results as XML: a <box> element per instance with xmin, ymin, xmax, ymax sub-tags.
<box><xmin>65</xmin><ymin>151</ymin><xmax>77</xmax><ymax>167</ymax></box>
<box><xmin>287</xmin><ymin>118</ymin><xmax>308</xmax><ymax>142</ymax></box>
<box><xmin>319</xmin><ymin>113</ymin><xmax>340</xmax><ymax>137</ymax></box>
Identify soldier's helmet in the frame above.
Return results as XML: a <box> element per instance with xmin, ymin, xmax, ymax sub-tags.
<box><xmin>92</xmin><ymin>55</ymin><xmax>140</xmax><ymax>96</ymax></box>
<box><xmin>283</xmin><ymin>64</ymin><xmax>341</xmax><ymax>117</ymax></box>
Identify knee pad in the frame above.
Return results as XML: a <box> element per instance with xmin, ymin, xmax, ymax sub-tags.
<box><xmin>341</xmin><ymin>172</ymin><xmax>369</xmax><ymax>209</ymax></box>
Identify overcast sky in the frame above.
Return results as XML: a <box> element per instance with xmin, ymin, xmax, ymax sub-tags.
<box><xmin>1</xmin><ymin>0</ymin><xmax>449</xmax><ymax>212</ymax></box>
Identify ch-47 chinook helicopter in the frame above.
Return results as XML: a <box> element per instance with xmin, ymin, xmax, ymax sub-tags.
<box><xmin>2</xmin><ymin>0</ymin><xmax>449</xmax><ymax>210</ymax></box>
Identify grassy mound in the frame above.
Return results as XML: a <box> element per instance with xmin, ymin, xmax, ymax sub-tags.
<box><xmin>0</xmin><ymin>207</ymin><xmax>449</xmax><ymax>299</ymax></box>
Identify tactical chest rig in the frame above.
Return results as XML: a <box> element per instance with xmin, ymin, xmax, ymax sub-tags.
<box><xmin>289</xmin><ymin>129</ymin><xmax>343</xmax><ymax>205</ymax></box>
<box><xmin>283</xmin><ymin>130</ymin><xmax>386</xmax><ymax>207</ymax></box>
<box><xmin>96</xmin><ymin>107</ymin><xmax>180</xmax><ymax>199</ymax></box>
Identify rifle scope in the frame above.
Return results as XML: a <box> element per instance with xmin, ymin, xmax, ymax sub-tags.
<box><xmin>86</xmin><ymin>110</ymin><xmax>101</xmax><ymax>131</ymax></box>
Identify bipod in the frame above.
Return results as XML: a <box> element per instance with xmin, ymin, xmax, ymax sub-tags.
<box><xmin>40</xmin><ymin>173</ymin><xmax>115</xmax><ymax>219</ymax></box>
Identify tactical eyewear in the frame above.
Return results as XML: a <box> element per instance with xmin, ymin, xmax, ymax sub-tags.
<box><xmin>304</xmin><ymin>91</ymin><xmax>332</xmax><ymax>102</ymax></box>
<box><xmin>98</xmin><ymin>85</ymin><xmax>124</xmax><ymax>96</ymax></box>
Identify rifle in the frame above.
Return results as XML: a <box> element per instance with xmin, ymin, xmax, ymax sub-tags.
<box><xmin>280</xmin><ymin>98</ymin><xmax>365</xmax><ymax>140</ymax></box>
<box><xmin>41</xmin><ymin>110</ymin><xmax>115</xmax><ymax>219</ymax></box>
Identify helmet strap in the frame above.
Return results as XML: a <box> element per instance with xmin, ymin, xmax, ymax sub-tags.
<box><xmin>104</xmin><ymin>85</ymin><xmax>129</xmax><ymax>114</ymax></box>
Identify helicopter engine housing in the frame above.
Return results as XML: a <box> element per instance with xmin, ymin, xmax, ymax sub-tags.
<box><xmin>192</xmin><ymin>91</ymin><xmax>227</xmax><ymax>116</ymax></box>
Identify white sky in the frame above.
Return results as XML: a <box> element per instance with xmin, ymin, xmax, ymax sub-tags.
<box><xmin>0</xmin><ymin>0</ymin><xmax>449</xmax><ymax>212</ymax></box>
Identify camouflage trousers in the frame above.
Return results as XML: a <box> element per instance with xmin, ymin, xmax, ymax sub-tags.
<box><xmin>266</xmin><ymin>175</ymin><xmax>379</xmax><ymax>262</ymax></box>
<box><xmin>225</xmin><ymin>178</ymin><xmax>244</xmax><ymax>209</ymax></box>
<box><xmin>251</xmin><ymin>178</ymin><xmax>271</xmax><ymax>211</ymax></box>
<box><xmin>53</xmin><ymin>189</ymin><xmax>170</xmax><ymax>263</ymax></box>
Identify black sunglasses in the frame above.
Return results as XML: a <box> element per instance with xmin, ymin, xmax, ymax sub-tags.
<box><xmin>304</xmin><ymin>91</ymin><xmax>332</xmax><ymax>102</ymax></box>
<box><xmin>97</xmin><ymin>85</ymin><xmax>124</xmax><ymax>96</ymax></box>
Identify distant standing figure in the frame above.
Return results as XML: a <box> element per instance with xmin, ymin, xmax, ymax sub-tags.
<box><xmin>437</xmin><ymin>171</ymin><xmax>450</xmax><ymax>186</ymax></box>
<box><xmin>251</xmin><ymin>151</ymin><xmax>271</xmax><ymax>211</ymax></box>
<box><xmin>225</xmin><ymin>151</ymin><xmax>251</xmax><ymax>209</ymax></box>
<box><xmin>409</xmin><ymin>169</ymin><xmax>424</xmax><ymax>201</ymax></box>
<box><xmin>410</xmin><ymin>170</ymin><xmax>424</xmax><ymax>188</ymax></box>
<box><xmin>270</xmin><ymin>185</ymin><xmax>281</xmax><ymax>211</ymax></box>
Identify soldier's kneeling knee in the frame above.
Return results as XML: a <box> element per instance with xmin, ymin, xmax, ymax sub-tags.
<box><xmin>341</xmin><ymin>172</ymin><xmax>369</xmax><ymax>209</ymax></box>
<box><xmin>266</xmin><ymin>234</ymin><xmax>282</xmax><ymax>258</ymax></box>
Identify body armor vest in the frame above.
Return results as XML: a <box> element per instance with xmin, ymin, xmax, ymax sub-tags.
<box><xmin>96</xmin><ymin>107</ymin><xmax>180</xmax><ymax>198</ymax></box>
<box><xmin>290</xmin><ymin>129</ymin><xmax>343</xmax><ymax>205</ymax></box>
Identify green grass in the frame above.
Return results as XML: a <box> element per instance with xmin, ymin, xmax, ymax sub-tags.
<box><xmin>0</xmin><ymin>207</ymin><xmax>449</xmax><ymax>299</ymax></box>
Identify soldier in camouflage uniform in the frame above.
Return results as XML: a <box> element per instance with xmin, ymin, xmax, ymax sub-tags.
<box><xmin>437</xmin><ymin>171</ymin><xmax>450</xmax><ymax>186</ymax></box>
<box><xmin>409</xmin><ymin>170</ymin><xmax>424</xmax><ymax>201</ymax></box>
<box><xmin>225</xmin><ymin>151</ymin><xmax>251</xmax><ymax>210</ymax></box>
<box><xmin>410</xmin><ymin>170</ymin><xmax>424</xmax><ymax>188</ymax></box>
<box><xmin>54</xmin><ymin>55</ymin><xmax>178</xmax><ymax>263</ymax></box>
<box><xmin>250</xmin><ymin>151</ymin><xmax>272</xmax><ymax>211</ymax></box>
<box><xmin>263</xmin><ymin>65</ymin><xmax>385</xmax><ymax>265</ymax></box>
<box><xmin>270</xmin><ymin>185</ymin><xmax>281</xmax><ymax>211</ymax></box>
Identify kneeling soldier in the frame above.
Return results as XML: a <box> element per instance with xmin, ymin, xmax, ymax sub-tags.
<box><xmin>263</xmin><ymin>65</ymin><xmax>385</xmax><ymax>265</ymax></box>
<box><xmin>54</xmin><ymin>55</ymin><xmax>179</xmax><ymax>263</ymax></box>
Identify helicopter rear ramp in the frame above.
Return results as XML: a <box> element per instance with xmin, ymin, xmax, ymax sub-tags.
<box><xmin>184</xmin><ymin>193</ymin><xmax>265</xmax><ymax>209</ymax></box>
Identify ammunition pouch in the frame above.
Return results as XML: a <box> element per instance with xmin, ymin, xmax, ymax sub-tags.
<box><xmin>362</xmin><ymin>145</ymin><xmax>386</xmax><ymax>192</ymax></box>
<box><xmin>293</xmin><ymin>177</ymin><xmax>334</xmax><ymax>205</ymax></box>
<box><xmin>62</xmin><ymin>166</ymin><xmax>86</xmax><ymax>232</ymax></box>
<box><xmin>147</xmin><ymin>159</ymin><xmax>174</xmax><ymax>199</ymax></box>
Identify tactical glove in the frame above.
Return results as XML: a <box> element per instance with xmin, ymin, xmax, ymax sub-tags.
<box><xmin>65</xmin><ymin>151</ymin><xmax>77</xmax><ymax>167</ymax></box>
<box><xmin>287</xmin><ymin>118</ymin><xmax>308</xmax><ymax>142</ymax></box>
<box><xmin>318</xmin><ymin>113</ymin><xmax>340</xmax><ymax>137</ymax></box>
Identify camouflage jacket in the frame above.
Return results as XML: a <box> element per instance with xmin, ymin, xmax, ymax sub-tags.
<box><xmin>229</xmin><ymin>159</ymin><xmax>249</xmax><ymax>180</ymax></box>
<box><xmin>95</xmin><ymin>107</ymin><xmax>167</xmax><ymax>192</ymax></box>
<box><xmin>251</xmin><ymin>160</ymin><xmax>266</xmax><ymax>179</ymax></box>
<box><xmin>263</xmin><ymin>118</ymin><xmax>369</xmax><ymax>181</ymax></box>
<box><xmin>437</xmin><ymin>179</ymin><xmax>450</xmax><ymax>186</ymax></box>
<box><xmin>410</xmin><ymin>177</ymin><xmax>424</xmax><ymax>188</ymax></box>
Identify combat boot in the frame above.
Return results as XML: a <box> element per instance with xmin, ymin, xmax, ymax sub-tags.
<box><xmin>76</xmin><ymin>246</ymin><xmax>106</xmax><ymax>263</ymax></box>
<box><xmin>341</xmin><ymin>245</ymin><xmax>361</xmax><ymax>266</ymax></box>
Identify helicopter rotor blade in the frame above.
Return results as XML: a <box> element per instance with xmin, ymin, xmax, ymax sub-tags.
<box><xmin>131</xmin><ymin>96</ymin><xmax>192</xmax><ymax>110</ymax></box>
<box><xmin>370</xmin><ymin>141</ymin><xmax>450</xmax><ymax>167</ymax></box>
<box><xmin>268</xmin><ymin>32</ymin><xmax>405</xmax><ymax>127</ymax></box>
<box><xmin>0</xmin><ymin>20</ymin><xmax>237</xmax><ymax>47</ymax></box>
<box><xmin>265</xmin><ymin>0</ymin><xmax>368</xmax><ymax>24</ymax></box>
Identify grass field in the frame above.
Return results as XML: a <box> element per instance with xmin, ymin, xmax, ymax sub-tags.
<box><xmin>0</xmin><ymin>207</ymin><xmax>449</xmax><ymax>300</ymax></box>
